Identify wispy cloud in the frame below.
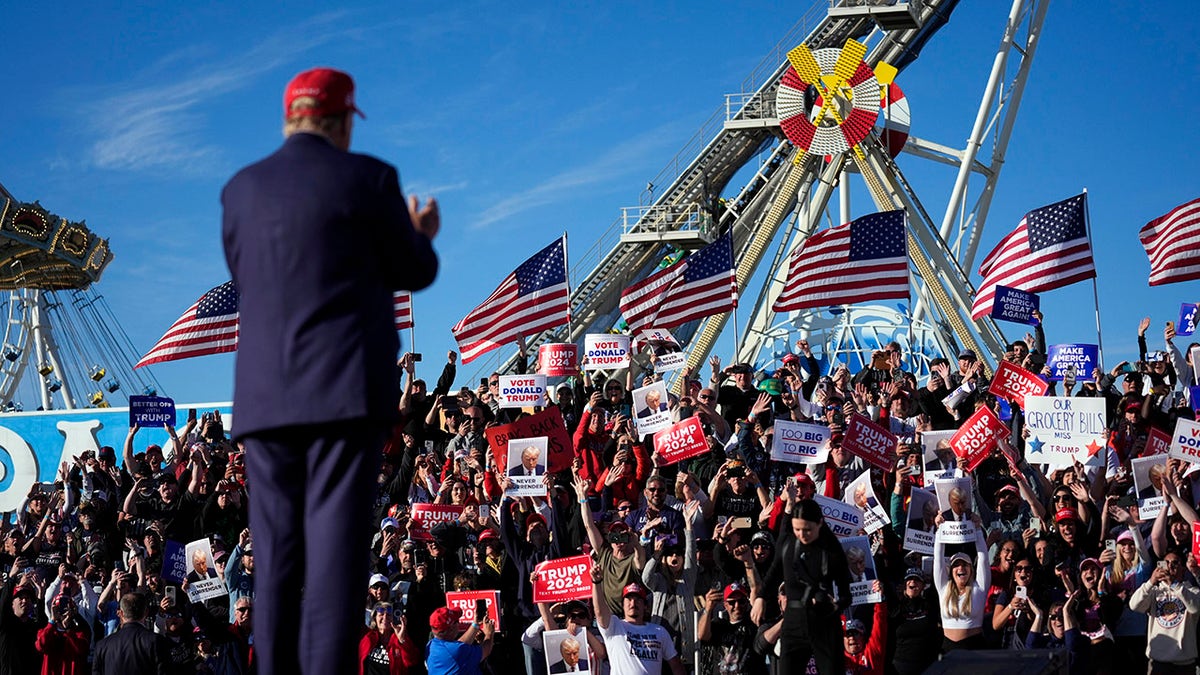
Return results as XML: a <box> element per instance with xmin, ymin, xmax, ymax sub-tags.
<box><xmin>71</xmin><ymin>13</ymin><xmax>359</xmax><ymax>175</ymax></box>
<box><xmin>471</xmin><ymin>123</ymin><xmax>683</xmax><ymax>229</ymax></box>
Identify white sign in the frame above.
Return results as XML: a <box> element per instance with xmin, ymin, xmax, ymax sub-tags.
<box><xmin>920</xmin><ymin>430</ymin><xmax>956</xmax><ymax>461</ymax></box>
<box><xmin>936</xmin><ymin>520</ymin><xmax>979</xmax><ymax>544</ymax></box>
<box><xmin>1169</xmin><ymin>417</ymin><xmax>1200</xmax><ymax>464</ymax></box>
<box><xmin>933</xmin><ymin>477</ymin><xmax>974</xmax><ymax>515</ymax></box>
<box><xmin>583</xmin><ymin>334</ymin><xmax>631</xmax><ymax>370</ymax></box>
<box><xmin>497</xmin><ymin>374</ymin><xmax>547</xmax><ymax>409</ymax></box>
<box><xmin>813</xmin><ymin>494</ymin><xmax>863</xmax><ymax>538</ymax></box>
<box><xmin>1132</xmin><ymin>454</ymin><xmax>1168</xmax><ymax>519</ymax></box>
<box><xmin>1023</xmin><ymin>396</ymin><xmax>1107</xmax><ymax>467</ymax></box>
<box><xmin>183</xmin><ymin>539</ymin><xmax>226</xmax><ymax>603</ymax></box>
<box><xmin>840</xmin><ymin>535</ymin><xmax>881</xmax><ymax>605</ymax></box>
<box><xmin>844</xmin><ymin>470</ymin><xmax>890</xmax><ymax>534</ymax></box>
<box><xmin>506</xmin><ymin>437</ymin><xmax>549</xmax><ymax>498</ymax></box>
<box><xmin>771</xmin><ymin>420</ymin><xmax>831</xmax><ymax>464</ymax></box>
<box><xmin>543</xmin><ymin>628</ymin><xmax>591</xmax><ymax>674</ymax></box>
<box><xmin>632</xmin><ymin>381</ymin><xmax>672</xmax><ymax>435</ymax></box>
<box><xmin>903</xmin><ymin>489</ymin><xmax>937</xmax><ymax>554</ymax></box>
<box><xmin>639</xmin><ymin>329</ymin><xmax>686</xmax><ymax>372</ymax></box>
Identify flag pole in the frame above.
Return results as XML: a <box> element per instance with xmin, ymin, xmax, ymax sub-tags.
<box><xmin>1083</xmin><ymin>188</ymin><xmax>1105</xmax><ymax>369</ymax></box>
<box><xmin>563</xmin><ymin>232</ymin><xmax>572</xmax><ymax>340</ymax></box>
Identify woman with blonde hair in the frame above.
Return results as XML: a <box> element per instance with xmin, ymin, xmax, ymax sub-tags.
<box><xmin>934</xmin><ymin>511</ymin><xmax>990</xmax><ymax>652</ymax></box>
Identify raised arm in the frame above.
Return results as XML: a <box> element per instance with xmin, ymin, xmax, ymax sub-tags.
<box><xmin>573</xmin><ymin>476</ymin><xmax>604</xmax><ymax>555</ymax></box>
<box><xmin>590</xmin><ymin>559</ymin><xmax>611</xmax><ymax>629</ymax></box>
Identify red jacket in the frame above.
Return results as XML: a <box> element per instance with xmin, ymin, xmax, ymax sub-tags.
<box><xmin>358</xmin><ymin>628</ymin><xmax>420</xmax><ymax>675</ymax></box>
<box><xmin>573</xmin><ymin>409</ymin><xmax>610</xmax><ymax>492</ymax></box>
<box><xmin>36</xmin><ymin>622</ymin><xmax>89</xmax><ymax>675</ymax></box>
<box><xmin>844</xmin><ymin>601</ymin><xmax>887</xmax><ymax>675</ymax></box>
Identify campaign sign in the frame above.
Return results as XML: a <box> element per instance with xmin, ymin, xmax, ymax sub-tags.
<box><xmin>1190</xmin><ymin>386</ymin><xmax>1200</xmax><ymax>415</ymax></box>
<box><xmin>640</xmin><ymin>329</ymin><xmax>686</xmax><ymax>372</ymax></box>
<box><xmin>903</xmin><ymin>489</ymin><xmax>937</xmax><ymax>554</ymax></box>
<box><xmin>409</xmin><ymin>504</ymin><xmax>465</xmax><ymax>542</ymax></box>
<box><xmin>1192</xmin><ymin>347</ymin><xmax>1200</xmax><ymax>384</ymax></box>
<box><xmin>841</xmin><ymin>414</ymin><xmax>897</xmax><ymax>472</ymax></box>
<box><xmin>770</xmin><ymin>420</ymin><xmax>831</xmax><ymax>464</ymax></box>
<box><xmin>446</xmin><ymin>590</ymin><xmax>502</xmax><ymax>630</ymax></box>
<box><xmin>1180</xmin><ymin>303</ymin><xmax>1198</xmax><ymax>337</ymax></box>
<box><xmin>1192</xmin><ymin>522</ymin><xmax>1200</xmax><ymax>562</ymax></box>
<box><xmin>936</xmin><ymin>520</ymin><xmax>979</xmax><ymax>544</ymax></box>
<box><xmin>1147</xmin><ymin>426</ymin><xmax>1172</xmax><ymax>456</ymax></box>
<box><xmin>1046</xmin><ymin>344</ymin><xmax>1099</xmax><ymax>382</ymax></box>
<box><xmin>1023</xmin><ymin>396</ymin><xmax>1106</xmax><ymax>468</ymax></box>
<box><xmin>653</xmin><ymin>417</ymin><xmax>709</xmax><ymax>465</ymax></box>
<box><xmin>583</xmin><ymin>334</ymin><xmax>631</xmax><ymax>370</ymax></box>
<box><xmin>920</xmin><ymin>430</ymin><xmax>956</xmax><ymax>462</ymax></box>
<box><xmin>537</xmin><ymin>343</ymin><xmax>578</xmax><ymax>377</ymax></box>
<box><xmin>162</xmin><ymin>540</ymin><xmax>187</xmax><ymax>584</ymax></box>
<box><xmin>484</xmin><ymin>406</ymin><xmax>573</xmax><ymax>474</ymax></box>
<box><xmin>183</xmin><ymin>539</ymin><xmax>225</xmax><ymax>603</ymax></box>
<box><xmin>544</xmin><ymin>628</ymin><xmax>590</xmax><ymax>675</ymax></box>
<box><xmin>633</xmin><ymin>381</ymin><xmax>672</xmax><ymax>435</ymax></box>
<box><xmin>949</xmin><ymin>406</ymin><xmax>1010</xmax><ymax>471</ymax></box>
<box><xmin>813</xmin><ymin>494</ymin><xmax>863</xmax><ymax>538</ymax></box>
<box><xmin>1132</xmin><ymin>455</ymin><xmax>1168</xmax><ymax>519</ymax></box>
<box><xmin>129</xmin><ymin>396</ymin><xmax>176</xmax><ymax>428</ymax></box>
<box><xmin>989</xmin><ymin>361</ymin><xmax>1048</xmax><ymax>408</ymax></box>
<box><xmin>506</xmin><ymin>437</ymin><xmax>549</xmax><ymax>498</ymax></box>
<box><xmin>533</xmin><ymin>554</ymin><xmax>593</xmax><ymax>603</ymax></box>
<box><xmin>1168</xmin><ymin>417</ymin><xmax>1200</xmax><ymax>464</ymax></box>
<box><xmin>840</xmin><ymin>535</ymin><xmax>881</xmax><ymax>605</ymax></box>
<box><xmin>844</xmin><ymin>470</ymin><xmax>889</xmax><ymax>535</ymax></box>
<box><xmin>934</xmin><ymin>477</ymin><xmax>975</xmax><ymax>514</ymax></box>
<box><xmin>497</xmin><ymin>374</ymin><xmax>547</xmax><ymax>409</ymax></box>
<box><xmin>991</xmin><ymin>285</ymin><xmax>1040</xmax><ymax>324</ymax></box>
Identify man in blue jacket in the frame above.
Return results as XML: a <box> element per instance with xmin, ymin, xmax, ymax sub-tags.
<box><xmin>222</xmin><ymin>66</ymin><xmax>439</xmax><ymax>675</ymax></box>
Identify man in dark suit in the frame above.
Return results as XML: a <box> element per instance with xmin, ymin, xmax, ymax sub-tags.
<box><xmin>548</xmin><ymin>635</ymin><xmax>588</xmax><ymax>672</ymax></box>
<box><xmin>636</xmin><ymin>389</ymin><xmax>668</xmax><ymax>419</ymax></box>
<box><xmin>222</xmin><ymin>67</ymin><xmax>439</xmax><ymax>675</ymax></box>
<box><xmin>92</xmin><ymin>593</ymin><xmax>173</xmax><ymax>674</ymax></box>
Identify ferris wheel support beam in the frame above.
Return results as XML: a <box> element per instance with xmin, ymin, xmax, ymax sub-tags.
<box><xmin>34</xmin><ymin>293</ymin><xmax>76</xmax><ymax>409</ymax></box>
<box><xmin>30</xmin><ymin>294</ymin><xmax>51</xmax><ymax>411</ymax></box>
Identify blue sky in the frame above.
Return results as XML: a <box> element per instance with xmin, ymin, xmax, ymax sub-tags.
<box><xmin>2</xmin><ymin>1</ymin><xmax>1197</xmax><ymax>405</ymax></box>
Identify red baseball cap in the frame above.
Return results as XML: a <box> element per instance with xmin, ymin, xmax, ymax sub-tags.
<box><xmin>723</xmin><ymin>582</ymin><xmax>748</xmax><ymax>601</ymax></box>
<box><xmin>430</xmin><ymin>606</ymin><xmax>463</xmax><ymax>633</ymax></box>
<box><xmin>622</xmin><ymin>583</ymin><xmax>648</xmax><ymax>600</ymax></box>
<box><xmin>524</xmin><ymin>513</ymin><xmax>548</xmax><ymax>534</ymax></box>
<box><xmin>1055</xmin><ymin>507</ymin><xmax>1078</xmax><ymax>523</ymax></box>
<box><xmin>284</xmin><ymin>68</ymin><xmax>365</xmax><ymax>119</ymax></box>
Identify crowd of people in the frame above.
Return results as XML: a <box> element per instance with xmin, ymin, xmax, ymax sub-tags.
<box><xmin>1</xmin><ymin>313</ymin><xmax>1198</xmax><ymax>675</ymax></box>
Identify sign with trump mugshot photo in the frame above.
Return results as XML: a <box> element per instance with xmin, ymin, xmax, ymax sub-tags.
<box><xmin>632</xmin><ymin>381</ymin><xmax>672</xmax><ymax>435</ymax></box>
<box><xmin>183</xmin><ymin>538</ymin><xmax>226</xmax><ymax>603</ymax></box>
<box><xmin>506</xmin><ymin>437</ymin><xmax>549</xmax><ymax>497</ymax></box>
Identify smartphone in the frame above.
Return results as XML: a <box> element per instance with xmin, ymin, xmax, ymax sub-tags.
<box><xmin>412</xmin><ymin>353</ymin><xmax>423</xmax><ymax>362</ymax></box>
<box><xmin>165</xmin><ymin>586</ymin><xmax>177</xmax><ymax>604</ymax></box>
<box><xmin>871</xmin><ymin>353</ymin><xmax>892</xmax><ymax>371</ymax></box>
<box><xmin>1030</xmin><ymin>517</ymin><xmax>1042</xmax><ymax>533</ymax></box>
<box><xmin>478</xmin><ymin>505</ymin><xmax>490</xmax><ymax>522</ymax></box>
<box><xmin>480</xmin><ymin>378</ymin><xmax>489</xmax><ymax>388</ymax></box>
<box><xmin>1158</xmin><ymin>560</ymin><xmax>1170</xmax><ymax>571</ymax></box>
<box><xmin>1105</xmin><ymin>539</ymin><xmax>1117</xmax><ymax>554</ymax></box>
<box><xmin>729</xmin><ymin>516</ymin><xmax>752</xmax><ymax>530</ymax></box>
<box><xmin>475</xmin><ymin>598</ymin><xmax>487</xmax><ymax>621</ymax></box>
<box><xmin>1015</xmin><ymin>585</ymin><xmax>1028</xmax><ymax>600</ymax></box>
<box><xmin>1167</xmin><ymin>321</ymin><xmax>1176</xmax><ymax>333</ymax></box>
<box><xmin>1120</xmin><ymin>362</ymin><xmax>1136</xmax><ymax>374</ymax></box>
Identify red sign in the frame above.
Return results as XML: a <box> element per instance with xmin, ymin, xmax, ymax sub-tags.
<box><xmin>409</xmin><ymin>504</ymin><xmax>464</xmax><ymax>542</ymax></box>
<box><xmin>989</xmin><ymin>360</ymin><xmax>1048</xmax><ymax>408</ymax></box>
<box><xmin>446</xmin><ymin>590</ymin><xmax>502</xmax><ymax>630</ymax></box>
<box><xmin>484</xmin><ymin>406</ymin><xmax>573</xmax><ymax>474</ymax></box>
<box><xmin>841</xmin><ymin>414</ymin><xmax>898</xmax><ymax>472</ymax></box>
<box><xmin>538</xmin><ymin>343</ymin><xmax>579</xmax><ymax>377</ymax></box>
<box><xmin>533</xmin><ymin>554</ymin><xmax>593</xmax><ymax>603</ymax></box>
<box><xmin>1193</xmin><ymin>522</ymin><xmax>1200</xmax><ymax>562</ymax></box>
<box><xmin>652</xmin><ymin>417</ymin><xmax>709</xmax><ymax>465</ymax></box>
<box><xmin>1146</xmin><ymin>427</ymin><xmax>1171</xmax><ymax>456</ymax></box>
<box><xmin>950</xmin><ymin>406</ymin><xmax>1011</xmax><ymax>471</ymax></box>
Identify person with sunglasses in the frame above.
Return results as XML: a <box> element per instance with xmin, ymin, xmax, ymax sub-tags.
<box><xmin>698</xmin><ymin>582</ymin><xmax>763</xmax><ymax>675</ymax></box>
<box><xmin>1025</xmin><ymin>595</ymin><xmax>1087</xmax><ymax>675</ymax></box>
<box><xmin>889</xmin><ymin>569</ymin><xmax>941</xmax><ymax>675</ymax></box>
<box><xmin>991</xmin><ymin>556</ymin><xmax>1038</xmax><ymax>649</ymax></box>
<box><xmin>526</xmin><ymin>600</ymin><xmax>606</xmax><ymax>674</ymax></box>
<box><xmin>359</xmin><ymin>601</ymin><xmax>417</xmax><ymax>675</ymax></box>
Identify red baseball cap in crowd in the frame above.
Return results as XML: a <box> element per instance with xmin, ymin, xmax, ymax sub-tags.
<box><xmin>478</xmin><ymin>530</ymin><xmax>500</xmax><ymax>544</ymax></box>
<box><xmin>284</xmin><ymin>67</ymin><xmax>365</xmax><ymax>119</ymax></box>
<box><xmin>723</xmin><ymin>582</ymin><xmax>748</xmax><ymax>601</ymax></box>
<box><xmin>792</xmin><ymin>472</ymin><xmax>815</xmax><ymax>489</ymax></box>
<box><xmin>622</xmin><ymin>583</ymin><xmax>648</xmax><ymax>600</ymax></box>
<box><xmin>524</xmin><ymin>513</ymin><xmax>548</xmax><ymax>534</ymax></box>
<box><xmin>430</xmin><ymin>606</ymin><xmax>463</xmax><ymax>633</ymax></box>
<box><xmin>1055</xmin><ymin>507</ymin><xmax>1078</xmax><ymax>523</ymax></box>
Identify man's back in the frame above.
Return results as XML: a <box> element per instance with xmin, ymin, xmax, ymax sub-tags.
<box><xmin>93</xmin><ymin>621</ymin><xmax>170</xmax><ymax>675</ymax></box>
<box><xmin>222</xmin><ymin>132</ymin><xmax>437</xmax><ymax>437</ymax></box>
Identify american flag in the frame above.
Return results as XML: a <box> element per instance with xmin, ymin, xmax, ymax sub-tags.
<box><xmin>135</xmin><ymin>281</ymin><xmax>239</xmax><ymax>368</ymax></box>
<box><xmin>393</xmin><ymin>291</ymin><xmax>413</xmax><ymax>330</ymax></box>
<box><xmin>619</xmin><ymin>231</ymin><xmax>737</xmax><ymax>333</ymax></box>
<box><xmin>136</xmin><ymin>283</ymin><xmax>415</xmax><ymax>368</ymax></box>
<box><xmin>772</xmin><ymin>210</ymin><xmax>908</xmax><ymax>312</ymax></box>
<box><xmin>970</xmin><ymin>193</ymin><xmax>1094</xmax><ymax>319</ymax></box>
<box><xmin>1140</xmin><ymin>197</ymin><xmax>1200</xmax><ymax>286</ymax></box>
<box><xmin>452</xmin><ymin>236</ymin><xmax>570</xmax><ymax>364</ymax></box>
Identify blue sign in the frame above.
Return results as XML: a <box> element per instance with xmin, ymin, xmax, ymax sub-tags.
<box><xmin>0</xmin><ymin>402</ymin><xmax>232</xmax><ymax>512</ymax></box>
<box><xmin>129</xmin><ymin>396</ymin><xmax>176</xmax><ymax>428</ymax></box>
<box><xmin>991</xmin><ymin>285</ymin><xmax>1040</xmax><ymax>325</ymax></box>
<box><xmin>1190</xmin><ymin>386</ymin><xmax>1200</xmax><ymax>414</ymax></box>
<box><xmin>163</xmin><ymin>540</ymin><xmax>188</xmax><ymax>583</ymax></box>
<box><xmin>1046</xmin><ymin>344</ymin><xmax>1099</xmax><ymax>382</ymax></box>
<box><xmin>1179</xmin><ymin>303</ymin><xmax>1198</xmax><ymax>337</ymax></box>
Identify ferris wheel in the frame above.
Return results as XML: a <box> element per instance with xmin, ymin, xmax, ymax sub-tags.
<box><xmin>476</xmin><ymin>0</ymin><xmax>1051</xmax><ymax>384</ymax></box>
<box><xmin>0</xmin><ymin>182</ymin><xmax>163</xmax><ymax>411</ymax></box>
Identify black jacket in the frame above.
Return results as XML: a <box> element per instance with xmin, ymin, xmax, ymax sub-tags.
<box><xmin>0</xmin><ymin>578</ymin><xmax>44</xmax><ymax>674</ymax></box>
<box><xmin>93</xmin><ymin>621</ymin><xmax>174</xmax><ymax>675</ymax></box>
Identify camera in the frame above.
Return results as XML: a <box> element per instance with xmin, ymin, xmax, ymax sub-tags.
<box><xmin>412</xmin><ymin>353</ymin><xmax>423</xmax><ymax>362</ymax></box>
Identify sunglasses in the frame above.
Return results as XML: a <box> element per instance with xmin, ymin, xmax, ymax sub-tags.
<box><xmin>616</xmin><ymin>505</ymin><xmax>631</xmax><ymax>512</ymax></box>
<box><xmin>698</xmin><ymin>394</ymin><xmax>713</xmax><ymax>400</ymax></box>
<box><xmin>373</xmin><ymin>607</ymin><xmax>392</xmax><ymax>614</ymax></box>
<box><xmin>1049</xmin><ymin>613</ymin><xmax>1063</xmax><ymax>621</ymax></box>
<box><xmin>488</xmin><ymin>380</ymin><xmax>499</xmax><ymax>386</ymax></box>
<box><xmin>1015</xmin><ymin>565</ymin><xmax>1032</xmax><ymax>572</ymax></box>
<box><xmin>1052</xmin><ymin>494</ymin><xmax>1075</xmax><ymax>503</ymax></box>
<box><xmin>646</xmin><ymin>486</ymin><xmax>665</xmax><ymax>493</ymax></box>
